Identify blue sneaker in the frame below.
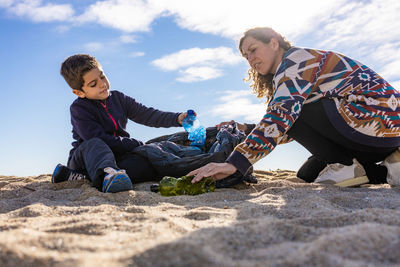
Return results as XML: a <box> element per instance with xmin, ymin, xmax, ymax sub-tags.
<box><xmin>51</xmin><ymin>164</ymin><xmax>86</xmax><ymax>183</ymax></box>
<box><xmin>102</xmin><ymin>167</ymin><xmax>133</xmax><ymax>193</ymax></box>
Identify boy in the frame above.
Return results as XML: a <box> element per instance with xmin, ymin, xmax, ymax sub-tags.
<box><xmin>52</xmin><ymin>54</ymin><xmax>187</xmax><ymax>193</ymax></box>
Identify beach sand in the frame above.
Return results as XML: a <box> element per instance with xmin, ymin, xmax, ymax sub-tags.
<box><xmin>1</xmin><ymin>170</ymin><xmax>400</xmax><ymax>266</ymax></box>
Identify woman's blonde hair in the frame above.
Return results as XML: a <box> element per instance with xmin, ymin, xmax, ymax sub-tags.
<box><xmin>239</xmin><ymin>27</ymin><xmax>292</xmax><ymax>101</ymax></box>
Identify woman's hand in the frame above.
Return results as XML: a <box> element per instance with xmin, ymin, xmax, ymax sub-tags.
<box><xmin>216</xmin><ymin>120</ymin><xmax>247</xmax><ymax>132</ymax></box>
<box><xmin>188</xmin><ymin>162</ymin><xmax>237</xmax><ymax>183</ymax></box>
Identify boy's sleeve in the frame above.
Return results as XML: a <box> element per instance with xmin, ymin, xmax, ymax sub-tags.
<box><xmin>119</xmin><ymin>92</ymin><xmax>182</xmax><ymax>128</ymax></box>
<box><xmin>227</xmin><ymin>49</ymin><xmax>320</xmax><ymax>175</ymax></box>
<box><xmin>71</xmin><ymin>103</ymin><xmax>143</xmax><ymax>155</ymax></box>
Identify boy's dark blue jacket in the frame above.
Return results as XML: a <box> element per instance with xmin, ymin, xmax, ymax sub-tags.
<box><xmin>69</xmin><ymin>90</ymin><xmax>181</xmax><ymax>159</ymax></box>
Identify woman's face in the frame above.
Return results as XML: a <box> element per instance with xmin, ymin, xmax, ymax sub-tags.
<box><xmin>241</xmin><ymin>36</ymin><xmax>282</xmax><ymax>75</ymax></box>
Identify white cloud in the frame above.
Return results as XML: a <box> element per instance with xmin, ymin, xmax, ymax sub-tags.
<box><xmin>315</xmin><ymin>0</ymin><xmax>400</xmax><ymax>82</ymax></box>
<box><xmin>318</xmin><ymin>0</ymin><xmax>400</xmax><ymax>49</ymax></box>
<box><xmin>370</xmin><ymin>43</ymin><xmax>400</xmax><ymax>64</ymax></box>
<box><xmin>129</xmin><ymin>51</ymin><xmax>145</xmax><ymax>58</ymax></box>
<box><xmin>74</xmin><ymin>0</ymin><xmax>399</xmax><ymax>73</ymax></box>
<box><xmin>380</xmin><ymin>60</ymin><xmax>400</xmax><ymax>81</ymax></box>
<box><xmin>9</xmin><ymin>0</ymin><xmax>74</xmax><ymax>22</ymax></box>
<box><xmin>84</xmin><ymin>42</ymin><xmax>104</xmax><ymax>52</ymax></box>
<box><xmin>367</xmin><ymin>42</ymin><xmax>400</xmax><ymax>81</ymax></box>
<box><xmin>211</xmin><ymin>90</ymin><xmax>266</xmax><ymax>122</ymax></box>
<box><xmin>2</xmin><ymin>0</ymin><xmax>399</xmax><ymax>83</ymax></box>
<box><xmin>392</xmin><ymin>80</ymin><xmax>400</xmax><ymax>90</ymax></box>
<box><xmin>3</xmin><ymin>0</ymin><xmax>399</xmax><ymax>49</ymax></box>
<box><xmin>0</xmin><ymin>0</ymin><xmax>14</xmax><ymax>8</ymax></box>
<box><xmin>151</xmin><ymin>0</ymin><xmax>345</xmax><ymax>39</ymax></box>
<box><xmin>152</xmin><ymin>47</ymin><xmax>242</xmax><ymax>71</ymax></box>
<box><xmin>77</xmin><ymin>0</ymin><xmax>165</xmax><ymax>32</ymax></box>
<box><xmin>55</xmin><ymin>25</ymin><xmax>70</xmax><ymax>33</ymax></box>
<box><xmin>176</xmin><ymin>66</ymin><xmax>223</xmax><ymax>83</ymax></box>
<box><xmin>83</xmin><ymin>39</ymin><xmax>143</xmax><ymax>55</ymax></box>
<box><xmin>2</xmin><ymin>0</ymin><xmax>345</xmax><ymax>40</ymax></box>
<box><xmin>120</xmin><ymin>34</ymin><xmax>137</xmax><ymax>44</ymax></box>
<box><xmin>173</xmin><ymin>94</ymin><xmax>186</xmax><ymax>100</ymax></box>
<box><xmin>152</xmin><ymin>47</ymin><xmax>242</xmax><ymax>82</ymax></box>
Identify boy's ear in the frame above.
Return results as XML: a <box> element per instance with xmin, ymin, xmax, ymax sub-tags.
<box><xmin>72</xmin><ymin>89</ymin><xmax>86</xmax><ymax>98</ymax></box>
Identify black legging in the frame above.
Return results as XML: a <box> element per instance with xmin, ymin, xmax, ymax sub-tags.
<box><xmin>286</xmin><ymin>99</ymin><xmax>397</xmax><ymax>183</ymax></box>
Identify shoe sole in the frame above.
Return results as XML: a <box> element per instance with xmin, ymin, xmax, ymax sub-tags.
<box><xmin>335</xmin><ymin>175</ymin><xmax>369</xmax><ymax>187</ymax></box>
<box><xmin>318</xmin><ymin>175</ymin><xmax>369</xmax><ymax>187</ymax></box>
<box><xmin>104</xmin><ymin>174</ymin><xmax>133</xmax><ymax>193</ymax></box>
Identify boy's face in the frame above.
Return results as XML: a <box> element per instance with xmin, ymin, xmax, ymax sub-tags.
<box><xmin>73</xmin><ymin>67</ymin><xmax>110</xmax><ymax>100</ymax></box>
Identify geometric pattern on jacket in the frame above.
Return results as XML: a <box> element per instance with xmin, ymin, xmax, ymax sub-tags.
<box><xmin>235</xmin><ymin>47</ymin><xmax>400</xmax><ymax>164</ymax></box>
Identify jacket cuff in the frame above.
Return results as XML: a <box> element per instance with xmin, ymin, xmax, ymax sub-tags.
<box><xmin>176</xmin><ymin>113</ymin><xmax>183</xmax><ymax>126</ymax></box>
<box><xmin>226</xmin><ymin>150</ymin><xmax>252</xmax><ymax>176</ymax></box>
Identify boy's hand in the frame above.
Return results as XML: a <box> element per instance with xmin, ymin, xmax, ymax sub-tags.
<box><xmin>178</xmin><ymin>112</ymin><xmax>187</xmax><ymax>125</ymax></box>
<box><xmin>178</xmin><ymin>111</ymin><xmax>197</xmax><ymax>125</ymax></box>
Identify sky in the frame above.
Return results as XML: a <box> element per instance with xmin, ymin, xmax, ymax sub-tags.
<box><xmin>1</xmin><ymin>0</ymin><xmax>400</xmax><ymax>177</ymax></box>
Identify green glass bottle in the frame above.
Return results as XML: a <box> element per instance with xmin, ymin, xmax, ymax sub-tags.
<box><xmin>150</xmin><ymin>175</ymin><xmax>215</xmax><ymax>196</ymax></box>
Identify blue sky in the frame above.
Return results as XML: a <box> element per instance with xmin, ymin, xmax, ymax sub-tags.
<box><xmin>1</xmin><ymin>0</ymin><xmax>399</xmax><ymax>176</ymax></box>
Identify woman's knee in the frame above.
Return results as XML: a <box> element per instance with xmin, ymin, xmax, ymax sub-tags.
<box><xmin>297</xmin><ymin>155</ymin><xmax>327</xmax><ymax>183</ymax></box>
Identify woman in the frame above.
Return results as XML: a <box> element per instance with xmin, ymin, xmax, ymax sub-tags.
<box><xmin>189</xmin><ymin>27</ymin><xmax>400</xmax><ymax>187</ymax></box>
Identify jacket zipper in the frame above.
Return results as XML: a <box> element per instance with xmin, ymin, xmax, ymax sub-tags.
<box><xmin>100</xmin><ymin>99</ymin><xmax>118</xmax><ymax>136</ymax></box>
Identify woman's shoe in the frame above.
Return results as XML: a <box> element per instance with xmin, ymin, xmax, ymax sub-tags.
<box><xmin>314</xmin><ymin>159</ymin><xmax>369</xmax><ymax>187</ymax></box>
<box><xmin>381</xmin><ymin>148</ymin><xmax>400</xmax><ymax>186</ymax></box>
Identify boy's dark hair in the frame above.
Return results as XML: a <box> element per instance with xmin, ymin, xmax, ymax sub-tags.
<box><xmin>60</xmin><ymin>54</ymin><xmax>101</xmax><ymax>91</ymax></box>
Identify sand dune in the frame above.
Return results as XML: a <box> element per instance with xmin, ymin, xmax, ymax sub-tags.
<box><xmin>1</xmin><ymin>170</ymin><xmax>400</xmax><ymax>266</ymax></box>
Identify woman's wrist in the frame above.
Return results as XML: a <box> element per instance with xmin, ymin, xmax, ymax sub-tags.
<box><xmin>226</xmin><ymin>151</ymin><xmax>252</xmax><ymax>176</ymax></box>
<box><xmin>225</xmin><ymin>162</ymin><xmax>237</xmax><ymax>174</ymax></box>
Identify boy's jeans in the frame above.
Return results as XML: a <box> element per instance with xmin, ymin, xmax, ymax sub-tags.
<box><xmin>68</xmin><ymin>138</ymin><xmax>118</xmax><ymax>190</ymax></box>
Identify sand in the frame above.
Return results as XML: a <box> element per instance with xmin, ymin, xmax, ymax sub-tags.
<box><xmin>0</xmin><ymin>170</ymin><xmax>400</xmax><ymax>267</ymax></box>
